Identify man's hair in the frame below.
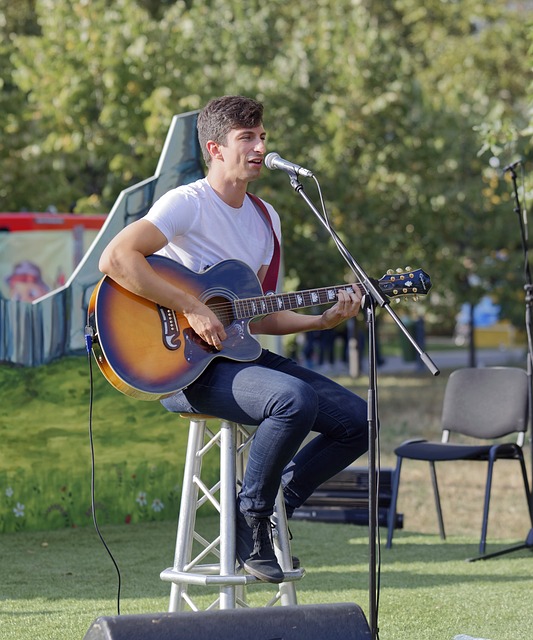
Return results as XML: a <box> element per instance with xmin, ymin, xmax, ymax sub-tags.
<box><xmin>197</xmin><ymin>95</ymin><xmax>264</xmax><ymax>165</ymax></box>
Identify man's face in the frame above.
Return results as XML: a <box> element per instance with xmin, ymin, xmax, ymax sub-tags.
<box><xmin>215</xmin><ymin>125</ymin><xmax>267</xmax><ymax>182</ymax></box>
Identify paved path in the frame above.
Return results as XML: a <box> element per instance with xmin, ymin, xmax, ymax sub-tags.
<box><xmin>318</xmin><ymin>345</ymin><xmax>528</xmax><ymax>377</ymax></box>
<box><xmin>378</xmin><ymin>345</ymin><xmax>527</xmax><ymax>376</ymax></box>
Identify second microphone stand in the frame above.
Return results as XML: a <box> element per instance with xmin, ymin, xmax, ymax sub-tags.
<box><xmin>468</xmin><ymin>164</ymin><xmax>533</xmax><ymax>562</ymax></box>
<box><xmin>284</xmin><ymin>171</ymin><xmax>440</xmax><ymax>640</ymax></box>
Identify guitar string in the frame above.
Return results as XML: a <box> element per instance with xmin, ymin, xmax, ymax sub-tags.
<box><xmin>190</xmin><ymin>279</ymin><xmax>417</xmax><ymax>324</ymax></box>
<box><xmin>202</xmin><ymin>278</ymin><xmax>420</xmax><ymax>315</ymax></box>
<box><xmin>203</xmin><ymin>283</ymin><xmax>362</xmax><ymax>322</ymax></box>
<box><xmin>165</xmin><ymin>279</ymin><xmax>419</xmax><ymax>331</ymax></box>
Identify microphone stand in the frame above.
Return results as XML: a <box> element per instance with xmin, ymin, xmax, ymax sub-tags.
<box><xmin>284</xmin><ymin>171</ymin><xmax>440</xmax><ymax>639</ymax></box>
<box><xmin>468</xmin><ymin>164</ymin><xmax>533</xmax><ymax>562</ymax></box>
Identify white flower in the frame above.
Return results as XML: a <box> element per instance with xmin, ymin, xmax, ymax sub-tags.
<box><xmin>5</xmin><ymin>487</ymin><xmax>14</xmax><ymax>498</ymax></box>
<box><xmin>136</xmin><ymin>491</ymin><xmax>147</xmax><ymax>507</ymax></box>
<box><xmin>13</xmin><ymin>502</ymin><xmax>25</xmax><ymax>518</ymax></box>
<box><xmin>151</xmin><ymin>498</ymin><xmax>164</xmax><ymax>512</ymax></box>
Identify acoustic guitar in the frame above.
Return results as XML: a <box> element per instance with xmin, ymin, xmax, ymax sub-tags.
<box><xmin>87</xmin><ymin>255</ymin><xmax>431</xmax><ymax>400</ymax></box>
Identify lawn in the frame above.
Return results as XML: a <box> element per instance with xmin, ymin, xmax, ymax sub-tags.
<box><xmin>0</xmin><ymin>356</ymin><xmax>192</xmax><ymax>533</ymax></box>
<box><xmin>2</xmin><ymin>519</ymin><xmax>532</xmax><ymax>640</ymax></box>
<box><xmin>1</xmin><ymin>354</ymin><xmax>532</xmax><ymax>639</ymax></box>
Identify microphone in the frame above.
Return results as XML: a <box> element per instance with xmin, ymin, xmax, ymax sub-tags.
<box><xmin>264</xmin><ymin>152</ymin><xmax>314</xmax><ymax>178</ymax></box>
<box><xmin>503</xmin><ymin>159</ymin><xmax>522</xmax><ymax>172</ymax></box>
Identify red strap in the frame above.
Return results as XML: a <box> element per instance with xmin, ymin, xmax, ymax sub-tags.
<box><xmin>247</xmin><ymin>192</ymin><xmax>281</xmax><ymax>294</ymax></box>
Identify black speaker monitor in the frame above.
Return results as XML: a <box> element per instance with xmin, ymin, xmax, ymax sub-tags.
<box><xmin>84</xmin><ymin>603</ymin><xmax>371</xmax><ymax>640</ymax></box>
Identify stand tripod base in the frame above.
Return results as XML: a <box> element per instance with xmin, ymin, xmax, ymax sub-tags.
<box><xmin>467</xmin><ymin>529</ymin><xmax>533</xmax><ymax>562</ymax></box>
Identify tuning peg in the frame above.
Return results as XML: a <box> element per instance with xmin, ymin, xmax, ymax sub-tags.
<box><xmin>387</xmin><ymin>269</ymin><xmax>395</xmax><ymax>275</ymax></box>
<box><xmin>395</xmin><ymin>268</ymin><xmax>403</xmax><ymax>274</ymax></box>
<box><xmin>404</xmin><ymin>266</ymin><xmax>412</xmax><ymax>272</ymax></box>
<box><xmin>412</xmin><ymin>295</ymin><xmax>419</xmax><ymax>302</ymax></box>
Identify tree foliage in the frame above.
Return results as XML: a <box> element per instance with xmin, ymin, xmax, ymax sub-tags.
<box><xmin>1</xmin><ymin>0</ymin><xmax>531</xmax><ymax>331</ymax></box>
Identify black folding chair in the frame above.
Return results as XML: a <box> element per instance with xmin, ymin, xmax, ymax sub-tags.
<box><xmin>386</xmin><ymin>366</ymin><xmax>533</xmax><ymax>554</ymax></box>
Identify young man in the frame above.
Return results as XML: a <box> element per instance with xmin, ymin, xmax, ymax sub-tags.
<box><xmin>99</xmin><ymin>95</ymin><xmax>368</xmax><ymax>584</ymax></box>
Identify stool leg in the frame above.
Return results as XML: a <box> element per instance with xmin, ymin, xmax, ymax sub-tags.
<box><xmin>219</xmin><ymin>420</ymin><xmax>237</xmax><ymax>609</ymax></box>
<box><xmin>234</xmin><ymin>425</ymin><xmax>254</xmax><ymax>607</ymax></box>
<box><xmin>273</xmin><ymin>488</ymin><xmax>298</xmax><ymax>606</ymax></box>
<box><xmin>168</xmin><ymin>419</ymin><xmax>206</xmax><ymax>612</ymax></box>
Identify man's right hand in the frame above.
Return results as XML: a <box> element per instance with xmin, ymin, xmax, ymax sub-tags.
<box><xmin>183</xmin><ymin>302</ymin><xmax>227</xmax><ymax>350</ymax></box>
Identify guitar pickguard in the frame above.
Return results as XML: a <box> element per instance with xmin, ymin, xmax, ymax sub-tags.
<box><xmin>183</xmin><ymin>321</ymin><xmax>252</xmax><ymax>362</ymax></box>
<box><xmin>156</xmin><ymin>304</ymin><xmax>181</xmax><ymax>351</ymax></box>
<box><xmin>183</xmin><ymin>328</ymin><xmax>218</xmax><ymax>360</ymax></box>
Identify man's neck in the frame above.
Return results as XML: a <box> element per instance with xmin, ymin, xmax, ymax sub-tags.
<box><xmin>206</xmin><ymin>172</ymin><xmax>248</xmax><ymax>209</ymax></box>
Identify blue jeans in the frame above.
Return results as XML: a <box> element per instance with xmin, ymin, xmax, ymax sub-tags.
<box><xmin>161</xmin><ymin>349</ymin><xmax>368</xmax><ymax>518</ymax></box>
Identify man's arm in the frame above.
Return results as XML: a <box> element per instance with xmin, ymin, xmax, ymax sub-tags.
<box><xmin>250</xmin><ymin>287</ymin><xmax>362</xmax><ymax>336</ymax></box>
<box><xmin>99</xmin><ymin>219</ymin><xmax>227</xmax><ymax>349</ymax></box>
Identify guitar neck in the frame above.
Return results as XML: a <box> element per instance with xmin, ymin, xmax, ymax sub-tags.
<box><xmin>232</xmin><ymin>284</ymin><xmax>358</xmax><ymax>320</ymax></box>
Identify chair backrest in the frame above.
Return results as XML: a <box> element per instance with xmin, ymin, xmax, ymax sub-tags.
<box><xmin>441</xmin><ymin>367</ymin><xmax>529</xmax><ymax>440</ymax></box>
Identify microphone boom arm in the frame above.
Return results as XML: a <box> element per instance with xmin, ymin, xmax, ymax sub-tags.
<box><xmin>286</xmin><ymin>172</ymin><xmax>440</xmax><ymax>376</ymax></box>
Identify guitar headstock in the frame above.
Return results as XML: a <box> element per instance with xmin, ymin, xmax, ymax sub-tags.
<box><xmin>378</xmin><ymin>267</ymin><xmax>432</xmax><ymax>300</ymax></box>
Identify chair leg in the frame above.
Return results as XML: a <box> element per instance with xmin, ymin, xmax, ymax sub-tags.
<box><xmin>429</xmin><ymin>461</ymin><xmax>446</xmax><ymax>540</ymax></box>
<box><xmin>479</xmin><ymin>458</ymin><xmax>497</xmax><ymax>555</ymax></box>
<box><xmin>386</xmin><ymin>457</ymin><xmax>402</xmax><ymax>548</ymax></box>
<box><xmin>480</xmin><ymin>451</ymin><xmax>532</xmax><ymax>556</ymax></box>
<box><xmin>518</xmin><ymin>455</ymin><xmax>533</xmax><ymax>527</ymax></box>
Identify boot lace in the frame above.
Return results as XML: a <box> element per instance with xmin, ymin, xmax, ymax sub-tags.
<box><xmin>251</xmin><ymin>518</ymin><xmax>275</xmax><ymax>557</ymax></box>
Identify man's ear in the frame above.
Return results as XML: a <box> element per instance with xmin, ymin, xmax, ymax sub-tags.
<box><xmin>206</xmin><ymin>139</ymin><xmax>223</xmax><ymax>161</ymax></box>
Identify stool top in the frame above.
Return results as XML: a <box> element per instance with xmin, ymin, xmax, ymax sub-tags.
<box><xmin>179</xmin><ymin>413</ymin><xmax>217</xmax><ymax>420</ymax></box>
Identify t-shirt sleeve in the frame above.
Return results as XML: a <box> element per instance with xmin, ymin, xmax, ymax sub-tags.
<box><xmin>144</xmin><ymin>188</ymin><xmax>196</xmax><ymax>241</ymax></box>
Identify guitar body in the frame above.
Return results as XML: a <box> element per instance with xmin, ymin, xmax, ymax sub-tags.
<box><xmin>88</xmin><ymin>256</ymin><xmax>264</xmax><ymax>401</ymax></box>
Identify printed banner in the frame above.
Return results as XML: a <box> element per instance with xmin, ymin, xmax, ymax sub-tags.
<box><xmin>0</xmin><ymin>229</ymin><xmax>99</xmax><ymax>301</ymax></box>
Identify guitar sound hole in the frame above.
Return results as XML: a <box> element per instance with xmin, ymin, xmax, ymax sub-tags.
<box><xmin>207</xmin><ymin>295</ymin><xmax>234</xmax><ymax>327</ymax></box>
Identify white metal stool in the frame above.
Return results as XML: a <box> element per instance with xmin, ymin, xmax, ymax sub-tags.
<box><xmin>160</xmin><ymin>414</ymin><xmax>304</xmax><ymax>611</ymax></box>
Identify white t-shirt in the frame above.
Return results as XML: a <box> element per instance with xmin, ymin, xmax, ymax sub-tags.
<box><xmin>144</xmin><ymin>178</ymin><xmax>281</xmax><ymax>277</ymax></box>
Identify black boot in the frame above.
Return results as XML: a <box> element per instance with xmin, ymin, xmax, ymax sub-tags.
<box><xmin>236</xmin><ymin>508</ymin><xmax>284</xmax><ymax>584</ymax></box>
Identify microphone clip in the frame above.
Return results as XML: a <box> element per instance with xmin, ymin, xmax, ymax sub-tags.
<box><xmin>503</xmin><ymin>159</ymin><xmax>522</xmax><ymax>173</ymax></box>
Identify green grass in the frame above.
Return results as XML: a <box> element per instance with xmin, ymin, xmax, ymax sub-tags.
<box><xmin>0</xmin><ymin>356</ymin><xmax>198</xmax><ymax>532</ymax></box>
<box><xmin>1</xmin><ymin>518</ymin><xmax>532</xmax><ymax>640</ymax></box>
<box><xmin>1</xmin><ymin>354</ymin><xmax>533</xmax><ymax>639</ymax></box>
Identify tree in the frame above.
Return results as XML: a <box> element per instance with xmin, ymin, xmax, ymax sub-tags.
<box><xmin>0</xmin><ymin>0</ymin><xmax>40</xmax><ymax>208</ymax></box>
<box><xmin>3</xmin><ymin>0</ymin><xmax>532</xmax><ymax>334</ymax></box>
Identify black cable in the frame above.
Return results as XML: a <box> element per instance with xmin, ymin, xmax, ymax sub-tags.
<box><xmin>85</xmin><ymin>328</ymin><xmax>122</xmax><ymax>616</ymax></box>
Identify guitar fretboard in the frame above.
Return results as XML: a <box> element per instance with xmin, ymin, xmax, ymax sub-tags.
<box><xmin>233</xmin><ymin>285</ymin><xmax>356</xmax><ymax>320</ymax></box>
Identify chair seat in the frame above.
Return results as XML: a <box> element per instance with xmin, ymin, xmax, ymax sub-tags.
<box><xmin>395</xmin><ymin>440</ymin><xmax>522</xmax><ymax>462</ymax></box>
